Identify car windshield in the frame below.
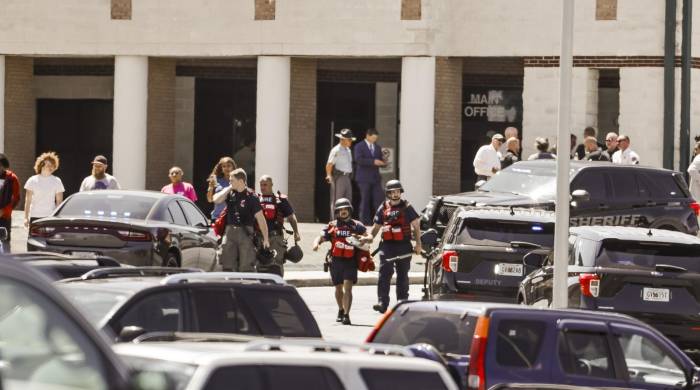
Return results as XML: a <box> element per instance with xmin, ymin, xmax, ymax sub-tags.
<box><xmin>597</xmin><ymin>240</ymin><xmax>700</xmax><ymax>272</ymax></box>
<box><xmin>479</xmin><ymin>165</ymin><xmax>560</xmax><ymax>201</ymax></box>
<box><xmin>56</xmin><ymin>193</ymin><xmax>157</xmax><ymax>220</ymax></box>
<box><xmin>57</xmin><ymin>285</ymin><xmax>128</xmax><ymax>326</ymax></box>
<box><xmin>119</xmin><ymin>355</ymin><xmax>197</xmax><ymax>390</ymax></box>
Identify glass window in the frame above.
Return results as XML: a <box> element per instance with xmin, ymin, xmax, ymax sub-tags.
<box><xmin>190</xmin><ymin>288</ymin><xmax>258</xmax><ymax>335</ymax></box>
<box><xmin>371</xmin><ymin>310</ymin><xmax>476</xmax><ymax>356</ymax></box>
<box><xmin>168</xmin><ymin>202</ymin><xmax>188</xmax><ymax>226</ymax></box>
<box><xmin>0</xmin><ymin>277</ymin><xmax>109</xmax><ymax>389</ymax></box>
<box><xmin>480</xmin><ymin>166</ymin><xmax>557</xmax><ymax>201</ymax></box>
<box><xmin>57</xmin><ymin>193</ymin><xmax>156</xmax><ymax>219</ymax></box>
<box><xmin>614</xmin><ymin>333</ymin><xmax>686</xmax><ymax>387</ymax></box>
<box><xmin>558</xmin><ymin>331</ymin><xmax>614</xmax><ymax>379</ymax></box>
<box><xmin>608</xmin><ymin>171</ymin><xmax>640</xmax><ymax>201</ymax></box>
<box><xmin>205</xmin><ymin>365</ymin><xmax>264</xmax><ymax>390</ymax></box>
<box><xmin>456</xmin><ymin>218</ymin><xmax>554</xmax><ymax>248</ymax></box>
<box><xmin>236</xmin><ymin>287</ymin><xmax>319</xmax><ymax>337</ymax></box>
<box><xmin>119</xmin><ymin>355</ymin><xmax>196</xmax><ymax>390</ymax></box>
<box><xmin>205</xmin><ymin>365</ymin><xmax>345</xmax><ymax>390</ymax></box>
<box><xmin>178</xmin><ymin>200</ymin><xmax>209</xmax><ymax>227</ymax></box>
<box><xmin>58</xmin><ymin>285</ymin><xmax>128</xmax><ymax>326</ymax></box>
<box><xmin>360</xmin><ymin>368</ymin><xmax>448</xmax><ymax>390</ymax></box>
<box><xmin>597</xmin><ymin>240</ymin><xmax>700</xmax><ymax>271</ymax></box>
<box><xmin>113</xmin><ymin>291</ymin><xmax>184</xmax><ymax>336</ymax></box>
<box><xmin>495</xmin><ymin>320</ymin><xmax>546</xmax><ymax>368</ymax></box>
<box><xmin>572</xmin><ymin>172</ymin><xmax>608</xmax><ymax>202</ymax></box>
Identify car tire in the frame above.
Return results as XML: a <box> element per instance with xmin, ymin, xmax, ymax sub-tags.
<box><xmin>163</xmin><ymin>252</ymin><xmax>180</xmax><ymax>268</ymax></box>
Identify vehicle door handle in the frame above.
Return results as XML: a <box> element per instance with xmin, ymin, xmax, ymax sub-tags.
<box><xmin>598</xmin><ymin>204</ymin><xmax>609</xmax><ymax>210</ymax></box>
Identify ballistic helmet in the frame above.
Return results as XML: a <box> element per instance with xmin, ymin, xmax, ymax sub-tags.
<box><xmin>256</xmin><ymin>247</ymin><xmax>277</xmax><ymax>266</ymax></box>
<box><xmin>385</xmin><ymin>179</ymin><xmax>404</xmax><ymax>194</ymax></box>
<box><xmin>334</xmin><ymin>198</ymin><xmax>353</xmax><ymax>212</ymax></box>
<box><xmin>284</xmin><ymin>244</ymin><xmax>304</xmax><ymax>263</ymax></box>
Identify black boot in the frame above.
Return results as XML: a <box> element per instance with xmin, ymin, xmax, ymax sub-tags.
<box><xmin>372</xmin><ymin>303</ymin><xmax>387</xmax><ymax>314</ymax></box>
<box><xmin>342</xmin><ymin>314</ymin><xmax>351</xmax><ymax>325</ymax></box>
<box><xmin>336</xmin><ymin>309</ymin><xmax>344</xmax><ymax>322</ymax></box>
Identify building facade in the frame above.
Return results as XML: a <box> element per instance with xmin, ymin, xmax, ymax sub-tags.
<box><xmin>1</xmin><ymin>0</ymin><xmax>699</xmax><ymax>221</ymax></box>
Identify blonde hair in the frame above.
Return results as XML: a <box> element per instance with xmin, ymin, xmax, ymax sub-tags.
<box><xmin>34</xmin><ymin>152</ymin><xmax>60</xmax><ymax>174</ymax></box>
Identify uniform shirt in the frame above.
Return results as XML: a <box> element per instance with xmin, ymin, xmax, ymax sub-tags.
<box><xmin>211</xmin><ymin>177</ymin><xmax>230</xmax><ymax>220</ymax></box>
<box><xmin>225</xmin><ymin>188</ymin><xmax>262</xmax><ymax>227</ymax></box>
<box><xmin>688</xmin><ymin>155</ymin><xmax>700</xmax><ymax>200</ymax></box>
<box><xmin>612</xmin><ymin>148</ymin><xmax>640</xmax><ymax>165</ymax></box>
<box><xmin>527</xmin><ymin>152</ymin><xmax>556</xmax><ymax>161</ymax></box>
<box><xmin>327</xmin><ymin>144</ymin><xmax>353</xmax><ymax>173</ymax></box>
<box><xmin>24</xmin><ymin>175</ymin><xmax>65</xmax><ymax>218</ymax></box>
<box><xmin>586</xmin><ymin>149</ymin><xmax>611</xmax><ymax>162</ymax></box>
<box><xmin>80</xmin><ymin>174</ymin><xmax>120</xmax><ymax>191</ymax></box>
<box><xmin>161</xmin><ymin>182</ymin><xmax>198</xmax><ymax>202</ymax></box>
<box><xmin>259</xmin><ymin>193</ymin><xmax>294</xmax><ymax>231</ymax></box>
<box><xmin>321</xmin><ymin>219</ymin><xmax>367</xmax><ymax>241</ymax></box>
<box><xmin>473</xmin><ymin>144</ymin><xmax>501</xmax><ymax>177</ymax></box>
<box><xmin>501</xmin><ymin>151</ymin><xmax>519</xmax><ymax>169</ymax></box>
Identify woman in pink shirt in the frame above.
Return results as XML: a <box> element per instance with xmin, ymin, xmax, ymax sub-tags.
<box><xmin>161</xmin><ymin>166</ymin><xmax>198</xmax><ymax>202</ymax></box>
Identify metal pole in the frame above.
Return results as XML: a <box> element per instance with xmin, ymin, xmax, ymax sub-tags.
<box><xmin>553</xmin><ymin>0</ymin><xmax>574</xmax><ymax>309</ymax></box>
<box><xmin>663</xmin><ymin>0</ymin><xmax>677</xmax><ymax>170</ymax></box>
<box><xmin>680</xmin><ymin>0</ymin><xmax>693</xmax><ymax>173</ymax></box>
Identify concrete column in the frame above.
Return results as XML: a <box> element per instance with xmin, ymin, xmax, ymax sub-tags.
<box><xmin>255</xmin><ymin>56</ymin><xmax>291</xmax><ymax>193</ymax></box>
<box><xmin>113</xmin><ymin>56</ymin><xmax>148</xmax><ymax>190</ymax></box>
<box><xmin>399</xmin><ymin>57</ymin><xmax>435</xmax><ymax>209</ymax></box>
<box><xmin>0</xmin><ymin>55</ymin><xmax>4</xmax><ymax>153</ymax></box>
<box><xmin>571</xmin><ymin>68</ymin><xmax>599</xmax><ymax>136</ymax></box>
<box><xmin>375</xmin><ymin>82</ymin><xmax>399</xmax><ymax>184</ymax></box>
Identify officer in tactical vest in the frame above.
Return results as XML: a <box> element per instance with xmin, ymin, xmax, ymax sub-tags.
<box><xmin>256</xmin><ymin>175</ymin><xmax>301</xmax><ymax>276</ymax></box>
<box><xmin>312</xmin><ymin>198</ymin><xmax>371</xmax><ymax>325</ymax></box>
<box><xmin>368</xmin><ymin>180</ymin><xmax>422</xmax><ymax>313</ymax></box>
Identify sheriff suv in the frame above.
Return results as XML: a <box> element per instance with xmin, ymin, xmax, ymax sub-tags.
<box><xmin>426</xmin><ymin>206</ymin><xmax>554</xmax><ymax>302</ymax></box>
<box><xmin>519</xmin><ymin>226</ymin><xmax>700</xmax><ymax>350</ymax></box>
<box><xmin>421</xmin><ymin>160</ymin><xmax>699</xmax><ymax>236</ymax></box>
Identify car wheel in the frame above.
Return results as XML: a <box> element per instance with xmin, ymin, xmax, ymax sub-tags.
<box><xmin>518</xmin><ymin>294</ymin><xmax>526</xmax><ymax>305</ymax></box>
<box><xmin>163</xmin><ymin>252</ymin><xmax>180</xmax><ymax>268</ymax></box>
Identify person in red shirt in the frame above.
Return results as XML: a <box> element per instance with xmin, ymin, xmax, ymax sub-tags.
<box><xmin>161</xmin><ymin>166</ymin><xmax>198</xmax><ymax>202</ymax></box>
<box><xmin>0</xmin><ymin>154</ymin><xmax>21</xmax><ymax>253</ymax></box>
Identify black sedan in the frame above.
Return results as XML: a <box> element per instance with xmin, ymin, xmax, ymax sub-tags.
<box><xmin>27</xmin><ymin>190</ymin><xmax>218</xmax><ymax>269</ymax></box>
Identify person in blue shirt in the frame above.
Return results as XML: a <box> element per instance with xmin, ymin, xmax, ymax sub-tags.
<box><xmin>207</xmin><ymin>156</ymin><xmax>237</xmax><ymax>220</ymax></box>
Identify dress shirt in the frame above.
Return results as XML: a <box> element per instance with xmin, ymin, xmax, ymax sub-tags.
<box><xmin>473</xmin><ymin>144</ymin><xmax>502</xmax><ymax>177</ymax></box>
<box><xmin>612</xmin><ymin>148</ymin><xmax>640</xmax><ymax>165</ymax></box>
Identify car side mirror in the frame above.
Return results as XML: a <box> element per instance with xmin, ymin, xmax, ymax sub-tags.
<box><xmin>118</xmin><ymin>326</ymin><xmax>147</xmax><ymax>343</ymax></box>
<box><xmin>421</xmin><ymin>229</ymin><xmax>440</xmax><ymax>248</ymax></box>
<box><xmin>475</xmin><ymin>180</ymin><xmax>486</xmax><ymax>190</ymax></box>
<box><xmin>130</xmin><ymin>369</ymin><xmax>177</xmax><ymax>390</ymax></box>
<box><xmin>523</xmin><ymin>252</ymin><xmax>546</xmax><ymax>268</ymax></box>
<box><xmin>571</xmin><ymin>189</ymin><xmax>590</xmax><ymax>202</ymax></box>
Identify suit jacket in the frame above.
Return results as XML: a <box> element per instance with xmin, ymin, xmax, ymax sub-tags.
<box><xmin>353</xmin><ymin>141</ymin><xmax>383</xmax><ymax>183</ymax></box>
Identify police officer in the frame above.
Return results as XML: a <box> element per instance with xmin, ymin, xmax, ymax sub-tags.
<box><xmin>213</xmin><ymin>168</ymin><xmax>270</xmax><ymax>272</ymax></box>
<box><xmin>257</xmin><ymin>175</ymin><xmax>301</xmax><ymax>276</ymax></box>
<box><xmin>368</xmin><ymin>180</ymin><xmax>421</xmax><ymax>314</ymax></box>
<box><xmin>312</xmin><ymin>198</ymin><xmax>371</xmax><ymax>325</ymax></box>
<box><xmin>325</xmin><ymin>128</ymin><xmax>355</xmax><ymax>218</ymax></box>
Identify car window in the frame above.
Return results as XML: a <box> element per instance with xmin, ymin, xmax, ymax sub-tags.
<box><xmin>190</xmin><ymin>288</ymin><xmax>259</xmax><ymax>335</ymax></box>
<box><xmin>168</xmin><ymin>202</ymin><xmax>188</xmax><ymax>226</ymax></box>
<box><xmin>58</xmin><ymin>285</ymin><xmax>129</xmax><ymax>327</ymax></box>
<box><xmin>608</xmin><ymin>171</ymin><xmax>640</xmax><ymax>201</ymax></box>
<box><xmin>456</xmin><ymin>218</ymin><xmax>554</xmax><ymax>248</ymax></box>
<box><xmin>57</xmin><ymin>193</ymin><xmax>156</xmax><ymax>220</ymax></box>
<box><xmin>614</xmin><ymin>333</ymin><xmax>686</xmax><ymax>387</ymax></box>
<box><xmin>371</xmin><ymin>309</ymin><xmax>476</xmax><ymax>355</ymax></box>
<box><xmin>639</xmin><ymin>173</ymin><xmax>685</xmax><ymax>199</ymax></box>
<box><xmin>119</xmin><ymin>355</ymin><xmax>197</xmax><ymax>390</ymax></box>
<box><xmin>360</xmin><ymin>368</ymin><xmax>448</xmax><ymax>390</ymax></box>
<box><xmin>480</xmin><ymin>165</ymin><xmax>557</xmax><ymax>201</ymax></box>
<box><xmin>113</xmin><ymin>291</ymin><xmax>184</xmax><ymax>336</ymax></box>
<box><xmin>597</xmin><ymin>239</ymin><xmax>700</xmax><ymax>271</ymax></box>
<box><xmin>495</xmin><ymin>319</ymin><xmax>546</xmax><ymax>368</ymax></box>
<box><xmin>236</xmin><ymin>287</ymin><xmax>318</xmax><ymax>337</ymax></box>
<box><xmin>178</xmin><ymin>200</ymin><xmax>209</xmax><ymax>226</ymax></box>
<box><xmin>205</xmin><ymin>365</ymin><xmax>345</xmax><ymax>390</ymax></box>
<box><xmin>572</xmin><ymin>171</ymin><xmax>608</xmax><ymax>202</ymax></box>
<box><xmin>558</xmin><ymin>331</ymin><xmax>615</xmax><ymax>379</ymax></box>
<box><xmin>0</xmin><ymin>277</ymin><xmax>110</xmax><ymax>390</ymax></box>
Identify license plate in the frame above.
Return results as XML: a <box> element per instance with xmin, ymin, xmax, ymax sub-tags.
<box><xmin>494</xmin><ymin>263</ymin><xmax>523</xmax><ymax>276</ymax></box>
<box><xmin>642</xmin><ymin>288</ymin><xmax>670</xmax><ymax>302</ymax></box>
<box><xmin>71</xmin><ymin>251</ymin><xmax>97</xmax><ymax>259</ymax></box>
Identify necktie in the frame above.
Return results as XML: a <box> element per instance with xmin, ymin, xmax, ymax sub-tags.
<box><xmin>370</xmin><ymin>144</ymin><xmax>374</xmax><ymax>154</ymax></box>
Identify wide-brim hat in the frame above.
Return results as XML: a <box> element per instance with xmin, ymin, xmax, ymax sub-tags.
<box><xmin>335</xmin><ymin>128</ymin><xmax>356</xmax><ymax>141</ymax></box>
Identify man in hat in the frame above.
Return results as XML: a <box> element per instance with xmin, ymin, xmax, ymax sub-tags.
<box><xmin>473</xmin><ymin>133</ymin><xmax>504</xmax><ymax>182</ymax></box>
<box><xmin>79</xmin><ymin>155</ymin><xmax>121</xmax><ymax>191</ymax></box>
<box><xmin>325</xmin><ymin>128</ymin><xmax>355</xmax><ymax>217</ymax></box>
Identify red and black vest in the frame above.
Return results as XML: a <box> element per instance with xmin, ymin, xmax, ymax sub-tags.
<box><xmin>258</xmin><ymin>192</ymin><xmax>285</xmax><ymax>231</ymax></box>
<box><xmin>328</xmin><ymin>220</ymin><xmax>357</xmax><ymax>259</ymax></box>
<box><xmin>381</xmin><ymin>201</ymin><xmax>412</xmax><ymax>242</ymax></box>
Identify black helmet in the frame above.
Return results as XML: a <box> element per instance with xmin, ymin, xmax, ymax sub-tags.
<box><xmin>385</xmin><ymin>179</ymin><xmax>404</xmax><ymax>194</ymax></box>
<box><xmin>284</xmin><ymin>244</ymin><xmax>304</xmax><ymax>263</ymax></box>
<box><xmin>334</xmin><ymin>198</ymin><xmax>353</xmax><ymax>212</ymax></box>
<box><xmin>256</xmin><ymin>247</ymin><xmax>277</xmax><ymax>266</ymax></box>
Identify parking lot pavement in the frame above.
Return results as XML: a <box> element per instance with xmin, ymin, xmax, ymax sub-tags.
<box><xmin>298</xmin><ymin>284</ymin><xmax>423</xmax><ymax>343</ymax></box>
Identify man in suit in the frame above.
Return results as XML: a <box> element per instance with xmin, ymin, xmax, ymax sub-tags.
<box><xmin>353</xmin><ymin>128</ymin><xmax>386</xmax><ymax>225</ymax></box>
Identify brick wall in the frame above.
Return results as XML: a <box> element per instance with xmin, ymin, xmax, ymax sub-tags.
<box><xmin>288</xmin><ymin>58</ymin><xmax>317</xmax><ymax>222</ymax></box>
<box><xmin>401</xmin><ymin>0</ymin><xmax>421</xmax><ymax>20</ymax></box>
<box><xmin>146</xmin><ymin>58</ymin><xmax>176</xmax><ymax>191</ymax></box>
<box><xmin>4</xmin><ymin>56</ymin><xmax>35</xmax><ymax>205</ymax></box>
<box><xmin>255</xmin><ymin>0</ymin><xmax>275</xmax><ymax>20</ymax></box>
<box><xmin>111</xmin><ymin>0</ymin><xmax>132</xmax><ymax>20</ymax></box>
<box><xmin>433</xmin><ymin>57</ymin><xmax>462</xmax><ymax>195</ymax></box>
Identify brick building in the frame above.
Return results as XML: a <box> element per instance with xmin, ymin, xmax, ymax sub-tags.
<box><xmin>1</xmin><ymin>0</ymin><xmax>699</xmax><ymax>221</ymax></box>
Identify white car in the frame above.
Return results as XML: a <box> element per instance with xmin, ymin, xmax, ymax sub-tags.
<box><xmin>115</xmin><ymin>339</ymin><xmax>459</xmax><ymax>390</ymax></box>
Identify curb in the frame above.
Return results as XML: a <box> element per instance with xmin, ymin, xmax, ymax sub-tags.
<box><xmin>286</xmin><ymin>272</ymin><xmax>424</xmax><ymax>288</ymax></box>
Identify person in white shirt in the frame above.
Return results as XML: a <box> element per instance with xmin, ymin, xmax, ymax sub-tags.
<box><xmin>611</xmin><ymin>134</ymin><xmax>640</xmax><ymax>165</ymax></box>
<box><xmin>473</xmin><ymin>134</ymin><xmax>504</xmax><ymax>182</ymax></box>
<box><xmin>24</xmin><ymin>152</ymin><xmax>65</xmax><ymax>228</ymax></box>
<box><xmin>688</xmin><ymin>142</ymin><xmax>700</xmax><ymax>200</ymax></box>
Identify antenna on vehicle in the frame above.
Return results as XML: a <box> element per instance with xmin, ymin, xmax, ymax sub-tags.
<box><xmin>647</xmin><ymin>229</ymin><xmax>653</xmax><ymax>237</ymax></box>
<box><xmin>509</xmin><ymin>205</ymin><xmax>515</xmax><ymax>216</ymax></box>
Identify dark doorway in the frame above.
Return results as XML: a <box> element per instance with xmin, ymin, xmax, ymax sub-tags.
<box><xmin>315</xmin><ymin>82</ymin><xmax>376</xmax><ymax>222</ymax></box>
<box><xmin>193</xmin><ymin>79</ymin><xmax>256</xmax><ymax>213</ymax></box>
<box><xmin>36</xmin><ymin>99</ymin><xmax>113</xmax><ymax>196</ymax></box>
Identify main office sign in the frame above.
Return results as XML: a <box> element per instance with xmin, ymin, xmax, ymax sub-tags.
<box><xmin>463</xmin><ymin>88</ymin><xmax>522</xmax><ymax>123</ymax></box>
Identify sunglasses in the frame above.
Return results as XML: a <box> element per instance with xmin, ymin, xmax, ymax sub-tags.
<box><xmin>169</xmin><ymin>171</ymin><xmax>182</xmax><ymax>176</ymax></box>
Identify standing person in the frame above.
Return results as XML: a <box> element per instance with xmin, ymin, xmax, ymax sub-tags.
<box><xmin>368</xmin><ymin>180</ymin><xmax>421</xmax><ymax>314</ymax></box>
<box><xmin>0</xmin><ymin>154</ymin><xmax>21</xmax><ymax>252</ymax></box>
<box><xmin>584</xmin><ymin>136</ymin><xmax>610</xmax><ymax>161</ymax></box>
<box><xmin>499</xmin><ymin>127</ymin><xmax>519</xmax><ymax>156</ymax></box>
<box><xmin>161</xmin><ymin>166</ymin><xmax>197</xmax><ymax>202</ymax></box>
<box><xmin>604</xmin><ymin>132</ymin><xmax>619</xmax><ymax>156</ymax></box>
<box><xmin>206</xmin><ymin>156</ymin><xmax>237</xmax><ymax>220</ymax></box>
<box><xmin>325</xmin><ymin>128</ymin><xmax>355</xmax><ymax>217</ymax></box>
<box><xmin>212</xmin><ymin>168</ymin><xmax>270</xmax><ymax>272</ymax></box>
<box><xmin>353</xmin><ymin>128</ymin><xmax>386</xmax><ymax>225</ymax></box>
<box><xmin>574</xmin><ymin>127</ymin><xmax>604</xmax><ymax>160</ymax></box>
<box><xmin>24</xmin><ymin>152</ymin><xmax>65</xmax><ymax>228</ymax></box>
<box><xmin>501</xmin><ymin>137</ymin><xmax>520</xmax><ymax>169</ymax></box>
<box><xmin>312</xmin><ymin>198</ymin><xmax>371</xmax><ymax>325</ymax></box>
<box><xmin>688</xmin><ymin>142</ymin><xmax>700</xmax><ymax>200</ymax></box>
<box><xmin>473</xmin><ymin>133</ymin><xmax>504</xmax><ymax>182</ymax></box>
<box><xmin>612</xmin><ymin>134</ymin><xmax>640</xmax><ymax>165</ymax></box>
<box><xmin>79</xmin><ymin>155</ymin><xmax>120</xmax><ymax>191</ymax></box>
<box><xmin>528</xmin><ymin>137</ymin><xmax>557</xmax><ymax>160</ymax></box>
<box><xmin>257</xmin><ymin>175</ymin><xmax>301</xmax><ymax>276</ymax></box>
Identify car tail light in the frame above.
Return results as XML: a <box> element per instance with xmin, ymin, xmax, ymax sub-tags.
<box><xmin>365</xmin><ymin>307</ymin><xmax>394</xmax><ymax>342</ymax></box>
<box><xmin>29</xmin><ymin>226</ymin><xmax>56</xmax><ymax>237</ymax></box>
<box><xmin>467</xmin><ymin>316</ymin><xmax>490</xmax><ymax>390</ymax></box>
<box><xmin>579</xmin><ymin>273</ymin><xmax>600</xmax><ymax>298</ymax></box>
<box><xmin>117</xmin><ymin>230</ymin><xmax>152</xmax><ymax>242</ymax></box>
<box><xmin>441</xmin><ymin>250</ymin><xmax>458</xmax><ymax>272</ymax></box>
<box><xmin>691</xmin><ymin>202</ymin><xmax>700</xmax><ymax>216</ymax></box>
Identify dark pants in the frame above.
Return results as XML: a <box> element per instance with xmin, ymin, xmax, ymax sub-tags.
<box><xmin>476</xmin><ymin>175</ymin><xmax>490</xmax><ymax>182</ymax></box>
<box><xmin>357</xmin><ymin>181</ymin><xmax>384</xmax><ymax>225</ymax></box>
<box><xmin>0</xmin><ymin>218</ymin><xmax>10</xmax><ymax>253</ymax></box>
<box><xmin>377</xmin><ymin>242</ymin><xmax>412</xmax><ymax>307</ymax></box>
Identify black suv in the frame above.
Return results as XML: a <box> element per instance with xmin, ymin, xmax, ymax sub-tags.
<box><xmin>422</xmin><ymin>160</ymin><xmax>699</xmax><ymax>236</ymax></box>
<box><xmin>427</xmin><ymin>206</ymin><xmax>554</xmax><ymax>302</ymax></box>
<box><xmin>519</xmin><ymin>226</ymin><xmax>700</xmax><ymax>350</ymax></box>
<box><xmin>57</xmin><ymin>268</ymin><xmax>322</xmax><ymax>342</ymax></box>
